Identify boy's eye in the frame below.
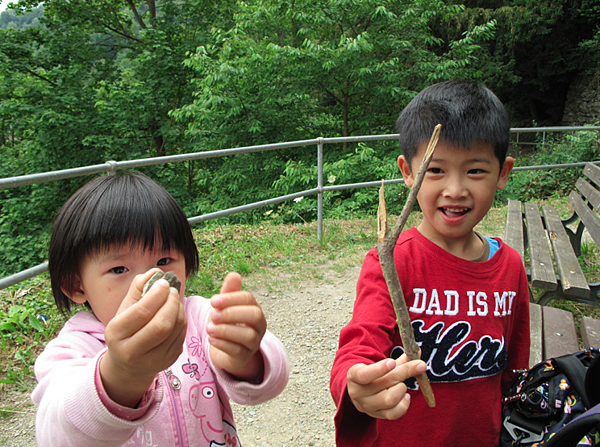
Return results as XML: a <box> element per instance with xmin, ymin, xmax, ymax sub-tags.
<box><xmin>468</xmin><ymin>169</ymin><xmax>486</xmax><ymax>175</ymax></box>
<box><xmin>157</xmin><ymin>257</ymin><xmax>171</xmax><ymax>266</ymax></box>
<box><xmin>428</xmin><ymin>167</ymin><xmax>443</xmax><ymax>174</ymax></box>
<box><xmin>110</xmin><ymin>266</ymin><xmax>128</xmax><ymax>274</ymax></box>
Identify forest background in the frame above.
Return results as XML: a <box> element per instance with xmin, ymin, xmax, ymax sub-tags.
<box><xmin>1</xmin><ymin>0</ymin><xmax>600</xmax><ymax>278</ymax></box>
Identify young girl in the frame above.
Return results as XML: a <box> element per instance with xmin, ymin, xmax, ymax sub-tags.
<box><xmin>31</xmin><ymin>172</ymin><xmax>289</xmax><ymax>447</ymax></box>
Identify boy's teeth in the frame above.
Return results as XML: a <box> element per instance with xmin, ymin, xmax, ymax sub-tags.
<box><xmin>442</xmin><ymin>207</ymin><xmax>468</xmax><ymax>216</ymax></box>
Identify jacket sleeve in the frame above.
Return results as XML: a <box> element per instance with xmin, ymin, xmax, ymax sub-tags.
<box><xmin>31</xmin><ymin>320</ymin><xmax>162</xmax><ymax>447</ymax></box>
<box><xmin>185</xmin><ymin>295</ymin><xmax>290</xmax><ymax>406</ymax></box>
<box><xmin>210</xmin><ymin>329</ymin><xmax>290</xmax><ymax>405</ymax></box>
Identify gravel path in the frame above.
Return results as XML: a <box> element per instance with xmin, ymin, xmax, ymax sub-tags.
<box><xmin>0</xmin><ymin>260</ymin><xmax>361</xmax><ymax>447</ymax></box>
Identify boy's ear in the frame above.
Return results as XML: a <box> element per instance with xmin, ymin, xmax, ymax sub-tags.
<box><xmin>61</xmin><ymin>277</ymin><xmax>87</xmax><ymax>304</ymax></box>
<box><xmin>398</xmin><ymin>155</ymin><xmax>415</xmax><ymax>188</ymax></box>
<box><xmin>496</xmin><ymin>156</ymin><xmax>515</xmax><ymax>190</ymax></box>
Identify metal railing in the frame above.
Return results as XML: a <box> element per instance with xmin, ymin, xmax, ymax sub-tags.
<box><xmin>1</xmin><ymin>126</ymin><xmax>599</xmax><ymax>289</ymax></box>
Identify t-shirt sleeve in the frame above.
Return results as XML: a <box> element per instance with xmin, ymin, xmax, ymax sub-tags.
<box><xmin>330</xmin><ymin>248</ymin><xmax>397</xmax><ymax>447</ymax></box>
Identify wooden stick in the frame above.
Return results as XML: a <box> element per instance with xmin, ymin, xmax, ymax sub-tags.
<box><xmin>376</xmin><ymin>124</ymin><xmax>441</xmax><ymax>408</ymax></box>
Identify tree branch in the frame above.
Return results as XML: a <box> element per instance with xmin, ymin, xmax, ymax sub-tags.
<box><xmin>125</xmin><ymin>0</ymin><xmax>147</xmax><ymax>29</ymax></box>
<box><xmin>147</xmin><ymin>0</ymin><xmax>156</xmax><ymax>20</ymax></box>
<box><xmin>24</xmin><ymin>68</ymin><xmax>59</xmax><ymax>88</ymax></box>
<box><xmin>99</xmin><ymin>20</ymin><xmax>145</xmax><ymax>44</ymax></box>
<box><xmin>376</xmin><ymin>124</ymin><xmax>441</xmax><ymax>408</ymax></box>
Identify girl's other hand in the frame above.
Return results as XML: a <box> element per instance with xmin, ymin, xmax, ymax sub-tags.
<box><xmin>207</xmin><ymin>272</ymin><xmax>266</xmax><ymax>382</ymax></box>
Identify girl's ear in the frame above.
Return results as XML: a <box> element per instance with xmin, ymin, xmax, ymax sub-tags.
<box><xmin>62</xmin><ymin>277</ymin><xmax>87</xmax><ymax>304</ymax></box>
<box><xmin>398</xmin><ymin>155</ymin><xmax>415</xmax><ymax>188</ymax></box>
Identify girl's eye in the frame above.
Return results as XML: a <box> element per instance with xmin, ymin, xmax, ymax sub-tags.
<box><xmin>157</xmin><ymin>257</ymin><xmax>171</xmax><ymax>266</ymax></box>
<box><xmin>110</xmin><ymin>266</ymin><xmax>128</xmax><ymax>274</ymax></box>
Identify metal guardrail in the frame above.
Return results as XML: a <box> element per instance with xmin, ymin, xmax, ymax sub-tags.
<box><xmin>1</xmin><ymin>126</ymin><xmax>599</xmax><ymax>289</ymax></box>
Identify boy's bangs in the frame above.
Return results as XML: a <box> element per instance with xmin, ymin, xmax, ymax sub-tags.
<box><xmin>397</xmin><ymin>80</ymin><xmax>510</xmax><ymax>166</ymax></box>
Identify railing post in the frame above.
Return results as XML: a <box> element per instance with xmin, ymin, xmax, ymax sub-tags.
<box><xmin>317</xmin><ymin>137</ymin><xmax>324</xmax><ymax>242</ymax></box>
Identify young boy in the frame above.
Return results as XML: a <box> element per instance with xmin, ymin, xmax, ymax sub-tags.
<box><xmin>330</xmin><ymin>80</ymin><xmax>530</xmax><ymax>447</ymax></box>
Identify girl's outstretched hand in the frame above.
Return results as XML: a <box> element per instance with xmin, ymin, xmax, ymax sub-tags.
<box><xmin>207</xmin><ymin>272</ymin><xmax>266</xmax><ymax>382</ymax></box>
<box><xmin>101</xmin><ymin>269</ymin><xmax>187</xmax><ymax>407</ymax></box>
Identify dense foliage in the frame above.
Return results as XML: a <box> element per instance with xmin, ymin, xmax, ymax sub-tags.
<box><xmin>443</xmin><ymin>0</ymin><xmax>600</xmax><ymax>126</ymax></box>
<box><xmin>0</xmin><ymin>0</ymin><xmax>599</xmax><ymax>276</ymax></box>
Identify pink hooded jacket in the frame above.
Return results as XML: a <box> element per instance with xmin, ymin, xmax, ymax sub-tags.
<box><xmin>31</xmin><ymin>295</ymin><xmax>289</xmax><ymax>447</ymax></box>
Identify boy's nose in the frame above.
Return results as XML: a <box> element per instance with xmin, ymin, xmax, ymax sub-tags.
<box><xmin>443</xmin><ymin>177</ymin><xmax>468</xmax><ymax>198</ymax></box>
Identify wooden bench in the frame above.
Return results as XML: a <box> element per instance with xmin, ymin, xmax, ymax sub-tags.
<box><xmin>505</xmin><ymin>162</ymin><xmax>600</xmax><ymax>308</ymax></box>
<box><xmin>530</xmin><ymin>302</ymin><xmax>600</xmax><ymax>365</ymax></box>
<box><xmin>503</xmin><ymin>162</ymin><xmax>600</xmax><ymax>364</ymax></box>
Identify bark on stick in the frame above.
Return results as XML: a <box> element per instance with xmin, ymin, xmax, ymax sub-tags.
<box><xmin>376</xmin><ymin>124</ymin><xmax>441</xmax><ymax>408</ymax></box>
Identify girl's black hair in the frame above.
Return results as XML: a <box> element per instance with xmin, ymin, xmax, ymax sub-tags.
<box><xmin>49</xmin><ymin>172</ymin><xmax>199</xmax><ymax>315</ymax></box>
<box><xmin>396</xmin><ymin>79</ymin><xmax>511</xmax><ymax>169</ymax></box>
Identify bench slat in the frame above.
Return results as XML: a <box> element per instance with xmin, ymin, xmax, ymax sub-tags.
<box><xmin>525</xmin><ymin>203</ymin><xmax>557</xmax><ymax>290</ymax></box>
<box><xmin>542</xmin><ymin>306</ymin><xmax>579</xmax><ymax>359</ymax></box>
<box><xmin>542</xmin><ymin>205</ymin><xmax>590</xmax><ymax>298</ymax></box>
<box><xmin>583</xmin><ymin>162</ymin><xmax>600</xmax><ymax>189</ymax></box>
<box><xmin>581</xmin><ymin>316</ymin><xmax>600</xmax><ymax>349</ymax></box>
<box><xmin>505</xmin><ymin>200</ymin><xmax>525</xmax><ymax>264</ymax></box>
<box><xmin>529</xmin><ymin>303</ymin><xmax>543</xmax><ymax>366</ymax></box>
<box><xmin>576</xmin><ymin>177</ymin><xmax>600</xmax><ymax>214</ymax></box>
<box><xmin>568</xmin><ymin>190</ymin><xmax>600</xmax><ymax>248</ymax></box>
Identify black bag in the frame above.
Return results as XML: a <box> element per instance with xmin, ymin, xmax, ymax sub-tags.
<box><xmin>501</xmin><ymin>348</ymin><xmax>600</xmax><ymax>447</ymax></box>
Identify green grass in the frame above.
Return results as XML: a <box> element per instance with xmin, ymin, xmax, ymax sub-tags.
<box><xmin>2</xmin><ymin>202</ymin><xmax>600</xmax><ymax>396</ymax></box>
<box><xmin>0</xmin><ymin>275</ymin><xmax>68</xmax><ymax>392</ymax></box>
<box><xmin>185</xmin><ymin>219</ymin><xmax>380</xmax><ymax>297</ymax></box>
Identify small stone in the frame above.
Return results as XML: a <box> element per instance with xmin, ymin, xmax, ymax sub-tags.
<box><xmin>142</xmin><ymin>270</ymin><xmax>181</xmax><ymax>296</ymax></box>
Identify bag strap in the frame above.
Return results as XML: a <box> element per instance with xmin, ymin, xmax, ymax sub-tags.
<box><xmin>545</xmin><ymin>403</ymin><xmax>600</xmax><ymax>447</ymax></box>
<box><xmin>555</xmin><ymin>353</ymin><xmax>591</xmax><ymax>409</ymax></box>
<box><xmin>586</xmin><ymin>354</ymin><xmax>600</xmax><ymax>408</ymax></box>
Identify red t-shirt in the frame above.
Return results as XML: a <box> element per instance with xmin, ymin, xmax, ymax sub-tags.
<box><xmin>330</xmin><ymin>227</ymin><xmax>530</xmax><ymax>447</ymax></box>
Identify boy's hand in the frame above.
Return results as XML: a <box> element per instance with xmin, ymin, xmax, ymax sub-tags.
<box><xmin>101</xmin><ymin>269</ymin><xmax>187</xmax><ymax>407</ymax></box>
<box><xmin>207</xmin><ymin>272</ymin><xmax>266</xmax><ymax>382</ymax></box>
<box><xmin>347</xmin><ymin>354</ymin><xmax>428</xmax><ymax>420</ymax></box>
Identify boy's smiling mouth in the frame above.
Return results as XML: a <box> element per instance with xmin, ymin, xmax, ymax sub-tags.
<box><xmin>440</xmin><ymin>207</ymin><xmax>470</xmax><ymax>218</ymax></box>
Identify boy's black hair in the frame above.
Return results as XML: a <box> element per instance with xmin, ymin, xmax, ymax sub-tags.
<box><xmin>49</xmin><ymin>172</ymin><xmax>200</xmax><ymax>315</ymax></box>
<box><xmin>396</xmin><ymin>79</ymin><xmax>511</xmax><ymax>169</ymax></box>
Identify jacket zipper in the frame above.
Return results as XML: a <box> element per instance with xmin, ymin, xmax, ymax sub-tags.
<box><xmin>164</xmin><ymin>369</ymin><xmax>189</xmax><ymax>447</ymax></box>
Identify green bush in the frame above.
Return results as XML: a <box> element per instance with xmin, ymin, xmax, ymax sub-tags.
<box><xmin>268</xmin><ymin>141</ymin><xmax>408</xmax><ymax>224</ymax></box>
<box><xmin>497</xmin><ymin>129</ymin><xmax>600</xmax><ymax>204</ymax></box>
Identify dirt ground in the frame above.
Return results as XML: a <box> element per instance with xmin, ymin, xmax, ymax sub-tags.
<box><xmin>0</xmin><ymin>258</ymin><xmax>362</xmax><ymax>447</ymax></box>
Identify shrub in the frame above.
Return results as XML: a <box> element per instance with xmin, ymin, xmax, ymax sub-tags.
<box><xmin>497</xmin><ymin>129</ymin><xmax>600</xmax><ymax>204</ymax></box>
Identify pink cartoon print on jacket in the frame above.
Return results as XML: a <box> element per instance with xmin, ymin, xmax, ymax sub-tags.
<box><xmin>186</xmin><ymin>336</ymin><xmax>241</xmax><ymax>447</ymax></box>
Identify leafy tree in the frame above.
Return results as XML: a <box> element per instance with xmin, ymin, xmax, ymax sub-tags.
<box><xmin>439</xmin><ymin>0</ymin><xmax>600</xmax><ymax>125</ymax></box>
<box><xmin>0</xmin><ymin>0</ymin><xmax>237</xmax><ymax>275</ymax></box>
<box><xmin>2</xmin><ymin>0</ymin><xmax>598</xmax><ymax>278</ymax></box>
<box><xmin>173</xmin><ymin>0</ymin><xmax>497</xmax><ymax>218</ymax></box>
<box><xmin>178</xmin><ymin>0</ymin><xmax>497</xmax><ymax>144</ymax></box>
